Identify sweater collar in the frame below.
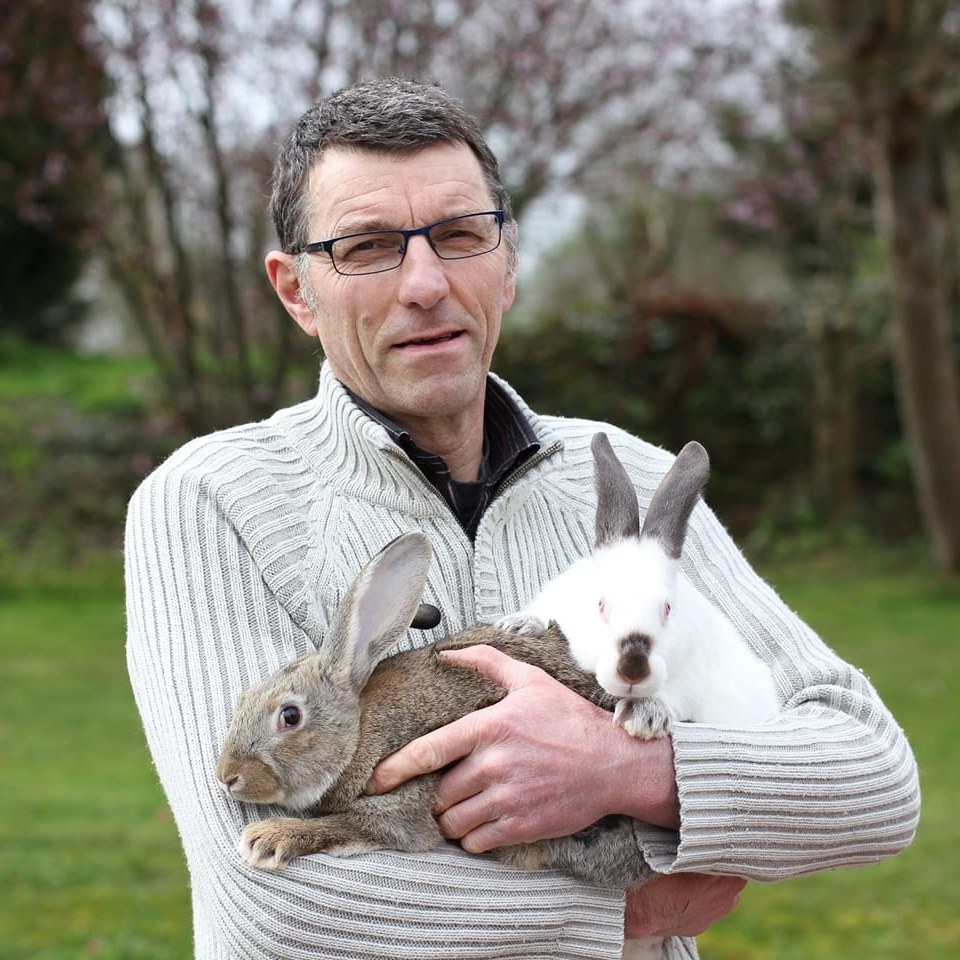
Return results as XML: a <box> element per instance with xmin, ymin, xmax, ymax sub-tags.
<box><xmin>336</xmin><ymin>376</ymin><xmax>540</xmax><ymax>539</ymax></box>
<box><xmin>341</xmin><ymin>379</ymin><xmax>539</xmax><ymax>478</ymax></box>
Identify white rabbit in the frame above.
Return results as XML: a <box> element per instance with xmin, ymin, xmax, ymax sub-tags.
<box><xmin>501</xmin><ymin>433</ymin><xmax>780</xmax><ymax>740</ymax></box>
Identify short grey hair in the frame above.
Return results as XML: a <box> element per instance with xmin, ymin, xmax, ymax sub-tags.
<box><xmin>270</xmin><ymin>77</ymin><xmax>516</xmax><ymax>272</ymax></box>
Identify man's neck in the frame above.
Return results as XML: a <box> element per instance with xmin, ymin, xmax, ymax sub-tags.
<box><xmin>392</xmin><ymin>412</ymin><xmax>485</xmax><ymax>482</ymax></box>
<box><xmin>341</xmin><ymin>376</ymin><xmax>541</xmax><ymax>540</ymax></box>
<box><xmin>342</xmin><ymin>386</ymin><xmax>486</xmax><ymax>482</ymax></box>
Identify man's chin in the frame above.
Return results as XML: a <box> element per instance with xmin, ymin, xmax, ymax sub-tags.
<box><xmin>388</xmin><ymin>373</ymin><xmax>486</xmax><ymax>422</ymax></box>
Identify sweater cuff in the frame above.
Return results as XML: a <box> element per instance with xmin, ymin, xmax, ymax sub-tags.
<box><xmin>632</xmin><ymin>820</ymin><xmax>682</xmax><ymax>874</ymax></box>
<box><xmin>668</xmin><ymin>721</ymin><xmax>747</xmax><ymax>873</ymax></box>
<box><xmin>558</xmin><ymin>889</ymin><xmax>629</xmax><ymax>959</ymax></box>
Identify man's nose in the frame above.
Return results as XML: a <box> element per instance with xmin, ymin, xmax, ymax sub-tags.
<box><xmin>396</xmin><ymin>235</ymin><xmax>449</xmax><ymax>309</ymax></box>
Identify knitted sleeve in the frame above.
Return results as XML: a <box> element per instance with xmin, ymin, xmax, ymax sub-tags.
<box><xmin>604</xmin><ymin>435</ymin><xmax>921</xmax><ymax>881</ymax></box>
<box><xmin>124</xmin><ymin>440</ymin><xmax>628</xmax><ymax>960</ymax></box>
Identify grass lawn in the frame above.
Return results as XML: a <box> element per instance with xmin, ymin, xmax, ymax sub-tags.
<box><xmin>0</xmin><ymin>558</ymin><xmax>192</xmax><ymax>960</ymax></box>
<box><xmin>0</xmin><ymin>548</ymin><xmax>956</xmax><ymax>959</ymax></box>
<box><xmin>698</xmin><ymin>549</ymin><xmax>960</xmax><ymax>959</ymax></box>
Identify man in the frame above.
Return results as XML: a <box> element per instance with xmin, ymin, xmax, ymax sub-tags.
<box><xmin>125</xmin><ymin>77</ymin><xmax>919</xmax><ymax>959</ymax></box>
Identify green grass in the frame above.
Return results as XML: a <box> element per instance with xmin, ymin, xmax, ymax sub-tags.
<box><xmin>0</xmin><ymin>548</ymin><xmax>956</xmax><ymax>959</ymax></box>
<box><xmin>698</xmin><ymin>549</ymin><xmax>960</xmax><ymax>959</ymax></box>
<box><xmin>0</xmin><ymin>338</ymin><xmax>155</xmax><ymax>418</ymax></box>
<box><xmin>0</xmin><ymin>559</ymin><xmax>192</xmax><ymax>960</ymax></box>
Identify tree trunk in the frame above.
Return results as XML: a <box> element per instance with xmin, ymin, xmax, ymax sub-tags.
<box><xmin>810</xmin><ymin>302</ymin><xmax>857</xmax><ymax>532</ymax></box>
<box><xmin>873</xmin><ymin>98</ymin><xmax>960</xmax><ymax>573</ymax></box>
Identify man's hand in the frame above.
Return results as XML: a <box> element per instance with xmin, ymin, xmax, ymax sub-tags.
<box><xmin>626</xmin><ymin>873</ymin><xmax>747</xmax><ymax>939</ymax></box>
<box><xmin>366</xmin><ymin>644</ymin><xmax>680</xmax><ymax>853</ymax></box>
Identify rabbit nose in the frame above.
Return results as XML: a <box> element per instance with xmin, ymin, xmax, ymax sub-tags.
<box><xmin>218</xmin><ymin>770</ymin><xmax>241</xmax><ymax>793</ymax></box>
<box><xmin>617</xmin><ymin>632</ymin><xmax>651</xmax><ymax>684</ymax></box>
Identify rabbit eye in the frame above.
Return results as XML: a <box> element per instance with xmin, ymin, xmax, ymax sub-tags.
<box><xmin>278</xmin><ymin>705</ymin><xmax>302</xmax><ymax>730</ymax></box>
<box><xmin>659</xmin><ymin>600</ymin><xmax>672</xmax><ymax>626</ymax></box>
<box><xmin>599</xmin><ymin>597</ymin><xmax>610</xmax><ymax>624</ymax></box>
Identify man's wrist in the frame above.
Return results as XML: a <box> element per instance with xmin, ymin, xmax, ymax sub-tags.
<box><xmin>605</xmin><ymin>725</ymin><xmax>680</xmax><ymax>829</ymax></box>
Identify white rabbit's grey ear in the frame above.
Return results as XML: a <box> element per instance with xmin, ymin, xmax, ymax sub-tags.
<box><xmin>326</xmin><ymin>532</ymin><xmax>433</xmax><ymax>691</ymax></box>
<box><xmin>640</xmin><ymin>441</ymin><xmax>710</xmax><ymax>560</ymax></box>
<box><xmin>592</xmin><ymin>432</ymin><xmax>641</xmax><ymax>548</ymax></box>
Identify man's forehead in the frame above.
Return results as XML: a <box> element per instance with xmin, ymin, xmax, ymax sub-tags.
<box><xmin>306</xmin><ymin>142</ymin><xmax>491</xmax><ymax>231</ymax></box>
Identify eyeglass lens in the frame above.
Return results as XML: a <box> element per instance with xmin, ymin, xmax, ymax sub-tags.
<box><xmin>331</xmin><ymin>212</ymin><xmax>502</xmax><ymax>275</ymax></box>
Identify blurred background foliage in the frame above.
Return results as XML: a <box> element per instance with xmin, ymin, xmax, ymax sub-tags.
<box><xmin>1</xmin><ymin>0</ymin><xmax>959</xmax><ymax>573</ymax></box>
<box><xmin>2</xmin><ymin>4</ymin><xmax>959</xmax><ymax>959</ymax></box>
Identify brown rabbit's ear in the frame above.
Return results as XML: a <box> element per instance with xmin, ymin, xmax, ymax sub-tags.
<box><xmin>326</xmin><ymin>532</ymin><xmax>433</xmax><ymax>691</ymax></box>
<box><xmin>592</xmin><ymin>432</ymin><xmax>641</xmax><ymax>548</ymax></box>
<box><xmin>639</xmin><ymin>441</ymin><xmax>710</xmax><ymax>561</ymax></box>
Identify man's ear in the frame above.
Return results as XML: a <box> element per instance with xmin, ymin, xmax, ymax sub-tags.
<box><xmin>502</xmin><ymin>273</ymin><xmax>517</xmax><ymax>313</ymax></box>
<box><xmin>502</xmin><ymin>220</ymin><xmax>518</xmax><ymax>312</ymax></box>
<box><xmin>265</xmin><ymin>250</ymin><xmax>317</xmax><ymax>336</ymax></box>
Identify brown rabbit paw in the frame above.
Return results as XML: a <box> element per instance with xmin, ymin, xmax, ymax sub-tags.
<box><xmin>614</xmin><ymin>696</ymin><xmax>671</xmax><ymax>740</ymax></box>
<box><xmin>493</xmin><ymin>841</ymin><xmax>549</xmax><ymax>872</ymax></box>
<box><xmin>239</xmin><ymin>817</ymin><xmax>317</xmax><ymax>870</ymax></box>
<box><xmin>494</xmin><ymin>613</ymin><xmax>549</xmax><ymax>637</ymax></box>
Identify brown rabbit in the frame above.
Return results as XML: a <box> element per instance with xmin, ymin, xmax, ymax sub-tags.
<box><xmin>215</xmin><ymin>529</ymin><xmax>655</xmax><ymax>891</ymax></box>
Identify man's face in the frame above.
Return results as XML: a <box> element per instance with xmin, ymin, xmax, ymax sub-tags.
<box><xmin>286</xmin><ymin>142</ymin><xmax>516</xmax><ymax>427</ymax></box>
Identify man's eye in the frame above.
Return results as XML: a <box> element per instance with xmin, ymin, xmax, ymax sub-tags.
<box><xmin>342</xmin><ymin>234</ymin><xmax>400</xmax><ymax>256</ymax></box>
<box><xmin>434</xmin><ymin>226</ymin><xmax>477</xmax><ymax>243</ymax></box>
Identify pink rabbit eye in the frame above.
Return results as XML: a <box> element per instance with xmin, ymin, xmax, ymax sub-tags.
<box><xmin>599</xmin><ymin>597</ymin><xmax>610</xmax><ymax>623</ymax></box>
<box><xmin>659</xmin><ymin>600</ymin><xmax>672</xmax><ymax>626</ymax></box>
<box><xmin>278</xmin><ymin>705</ymin><xmax>302</xmax><ymax>729</ymax></box>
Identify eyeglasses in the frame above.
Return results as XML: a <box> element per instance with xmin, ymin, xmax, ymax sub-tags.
<box><xmin>296</xmin><ymin>210</ymin><xmax>505</xmax><ymax>276</ymax></box>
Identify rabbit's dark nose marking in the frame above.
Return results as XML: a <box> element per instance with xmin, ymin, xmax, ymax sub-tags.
<box><xmin>617</xmin><ymin>633</ymin><xmax>651</xmax><ymax>684</ymax></box>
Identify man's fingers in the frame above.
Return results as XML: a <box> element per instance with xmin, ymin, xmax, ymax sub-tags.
<box><xmin>365</xmin><ymin>646</ymin><xmax>545</xmax><ymax>797</ymax></box>
<box><xmin>457</xmin><ymin>818</ymin><xmax>508</xmax><ymax>855</ymax></box>
<box><xmin>365</xmin><ymin>712</ymin><xmax>481</xmax><ymax>795</ymax></box>
<box><xmin>434</xmin><ymin>787</ymin><xmax>489</xmax><ymax>843</ymax></box>
<box><xmin>440</xmin><ymin>643</ymin><xmax>543</xmax><ymax>688</ymax></box>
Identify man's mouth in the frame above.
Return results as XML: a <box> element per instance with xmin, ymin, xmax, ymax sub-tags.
<box><xmin>397</xmin><ymin>330</ymin><xmax>464</xmax><ymax>348</ymax></box>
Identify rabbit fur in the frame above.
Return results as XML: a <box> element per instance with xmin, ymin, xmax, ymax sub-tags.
<box><xmin>500</xmin><ymin>433</ymin><xmax>780</xmax><ymax>740</ymax></box>
<box><xmin>216</xmin><ymin>530</ymin><xmax>655</xmax><ymax>893</ymax></box>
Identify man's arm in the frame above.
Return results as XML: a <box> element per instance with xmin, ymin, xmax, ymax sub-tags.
<box><xmin>370</xmin><ymin>496</ymin><xmax>920</xmax><ymax>885</ymax></box>
<box><xmin>369</xmin><ymin>644</ymin><xmax>681</xmax><ymax>847</ymax></box>
<box><xmin>124</xmin><ymin>451</ymin><xmax>629</xmax><ymax>960</ymax></box>
<box><xmin>368</xmin><ymin>645</ymin><xmax>747</xmax><ymax>941</ymax></box>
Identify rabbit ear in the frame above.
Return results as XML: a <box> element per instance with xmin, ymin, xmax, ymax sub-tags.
<box><xmin>592</xmin><ymin>432</ymin><xmax>641</xmax><ymax>547</ymax></box>
<box><xmin>640</xmin><ymin>441</ymin><xmax>710</xmax><ymax>560</ymax></box>
<box><xmin>326</xmin><ymin>532</ymin><xmax>433</xmax><ymax>691</ymax></box>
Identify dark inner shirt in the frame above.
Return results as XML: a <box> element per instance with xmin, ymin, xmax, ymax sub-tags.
<box><xmin>345</xmin><ymin>379</ymin><xmax>540</xmax><ymax>540</ymax></box>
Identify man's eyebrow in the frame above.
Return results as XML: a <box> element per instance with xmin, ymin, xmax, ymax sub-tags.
<box><xmin>327</xmin><ymin>207</ymin><xmax>482</xmax><ymax>238</ymax></box>
<box><xmin>328</xmin><ymin>217</ymin><xmax>401</xmax><ymax>237</ymax></box>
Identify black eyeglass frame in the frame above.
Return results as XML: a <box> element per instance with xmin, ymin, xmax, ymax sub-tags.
<box><xmin>294</xmin><ymin>209</ymin><xmax>506</xmax><ymax>276</ymax></box>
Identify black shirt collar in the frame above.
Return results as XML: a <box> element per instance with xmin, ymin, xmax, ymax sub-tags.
<box><xmin>343</xmin><ymin>378</ymin><xmax>539</xmax><ymax>538</ymax></box>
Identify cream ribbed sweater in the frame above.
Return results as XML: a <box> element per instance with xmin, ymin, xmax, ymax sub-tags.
<box><xmin>125</xmin><ymin>363</ymin><xmax>919</xmax><ymax>959</ymax></box>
